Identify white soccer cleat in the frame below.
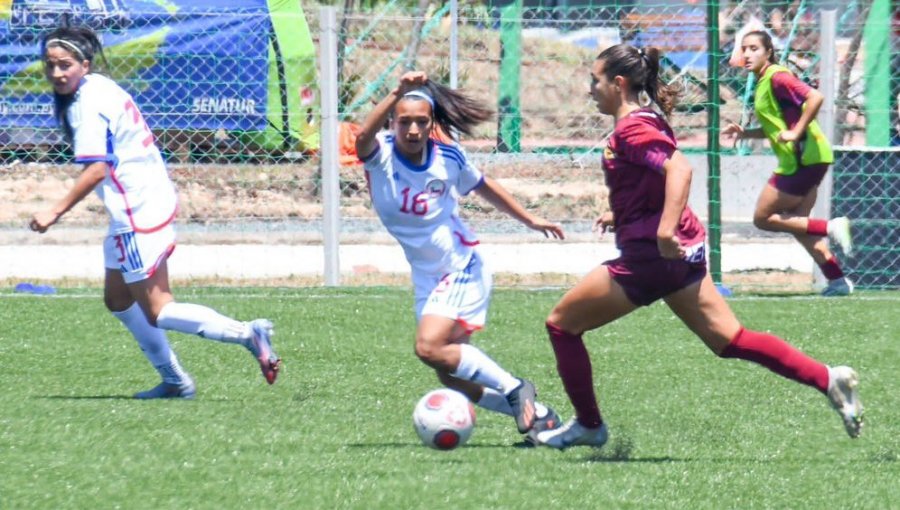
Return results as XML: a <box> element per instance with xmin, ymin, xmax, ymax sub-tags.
<box><xmin>246</xmin><ymin>319</ymin><xmax>281</xmax><ymax>385</ymax></box>
<box><xmin>534</xmin><ymin>417</ymin><xmax>608</xmax><ymax>450</ymax></box>
<box><xmin>827</xmin><ymin>217</ymin><xmax>853</xmax><ymax>256</ymax></box>
<box><xmin>826</xmin><ymin>366</ymin><xmax>864</xmax><ymax>438</ymax></box>
<box><xmin>821</xmin><ymin>277</ymin><xmax>855</xmax><ymax>297</ymax></box>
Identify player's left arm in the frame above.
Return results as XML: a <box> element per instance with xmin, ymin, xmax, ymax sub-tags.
<box><xmin>474</xmin><ymin>177</ymin><xmax>565</xmax><ymax>239</ymax></box>
<box><xmin>657</xmin><ymin>151</ymin><xmax>693</xmax><ymax>259</ymax></box>
<box><xmin>30</xmin><ymin>161</ymin><xmax>107</xmax><ymax>233</ymax></box>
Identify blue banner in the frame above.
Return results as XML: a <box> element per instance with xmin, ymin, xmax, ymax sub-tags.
<box><xmin>0</xmin><ymin>0</ymin><xmax>271</xmax><ymax>132</ymax></box>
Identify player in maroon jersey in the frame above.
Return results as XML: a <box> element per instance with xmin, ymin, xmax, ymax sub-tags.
<box><xmin>534</xmin><ymin>44</ymin><xmax>863</xmax><ymax>449</ymax></box>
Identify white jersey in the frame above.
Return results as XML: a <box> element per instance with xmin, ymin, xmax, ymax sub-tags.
<box><xmin>363</xmin><ymin>133</ymin><xmax>484</xmax><ymax>275</ymax></box>
<box><xmin>68</xmin><ymin>74</ymin><xmax>177</xmax><ymax>235</ymax></box>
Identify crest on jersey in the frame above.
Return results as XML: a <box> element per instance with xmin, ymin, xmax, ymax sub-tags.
<box><xmin>603</xmin><ymin>146</ymin><xmax>615</xmax><ymax>160</ymax></box>
<box><xmin>425</xmin><ymin>179</ymin><xmax>447</xmax><ymax>197</ymax></box>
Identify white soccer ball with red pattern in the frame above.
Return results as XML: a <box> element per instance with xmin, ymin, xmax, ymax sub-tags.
<box><xmin>412</xmin><ymin>388</ymin><xmax>476</xmax><ymax>450</ymax></box>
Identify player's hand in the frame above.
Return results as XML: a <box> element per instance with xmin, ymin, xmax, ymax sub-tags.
<box><xmin>593</xmin><ymin>212</ymin><xmax>615</xmax><ymax>238</ymax></box>
<box><xmin>722</xmin><ymin>122</ymin><xmax>744</xmax><ymax>139</ymax></box>
<box><xmin>526</xmin><ymin>216</ymin><xmax>565</xmax><ymax>240</ymax></box>
<box><xmin>398</xmin><ymin>71</ymin><xmax>428</xmax><ymax>94</ymax></box>
<box><xmin>29</xmin><ymin>211</ymin><xmax>60</xmax><ymax>234</ymax></box>
<box><xmin>777</xmin><ymin>129</ymin><xmax>800</xmax><ymax>142</ymax></box>
<box><xmin>657</xmin><ymin>234</ymin><xmax>685</xmax><ymax>260</ymax></box>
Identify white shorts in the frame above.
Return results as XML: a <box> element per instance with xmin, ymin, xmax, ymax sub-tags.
<box><xmin>103</xmin><ymin>225</ymin><xmax>176</xmax><ymax>284</ymax></box>
<box><xmin>413</xmin><ymin>251</ymin><xmax>492</xmax><ymax>333</ymax></box>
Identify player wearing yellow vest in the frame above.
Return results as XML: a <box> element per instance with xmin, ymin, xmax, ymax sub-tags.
<box><xmin>724</xmin><ymin>31</ymin><xmax>854</xmax><ymax>296</ymax></box>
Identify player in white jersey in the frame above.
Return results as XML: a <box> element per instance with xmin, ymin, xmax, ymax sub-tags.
<box><xmin>356</xmin><ymin>71</ymin><xmax>565</xmax><ymax>439</ymax></box>
<box><xmin>29</xmin><ymin>26</ymin><xmax>281</xmax><ymax>398</ymax></box>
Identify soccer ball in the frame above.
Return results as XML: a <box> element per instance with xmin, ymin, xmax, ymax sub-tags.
<box><xmin>412</xmin><ymin>388</ymin><xmax>476</xmax><ymax>450</ymax></box>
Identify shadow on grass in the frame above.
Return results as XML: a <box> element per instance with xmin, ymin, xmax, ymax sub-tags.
<box><xmin>574</xmin><ymin>436</ymin><xmax>688</xmax><ymax>464</ymax></box>
<box><xmin>347</xmin><ymin>440</ymin><xmax>535</xmax><ymax>449</ymax></box>
<box><xmin>36</xmin><ymin>395</ymin><xmax>235</xmax><ymax>402</ymax></box>
<box><xmin>38</xmin><ymin>395</ymin><xmax>135</xmax><ymax>400</ymax></box>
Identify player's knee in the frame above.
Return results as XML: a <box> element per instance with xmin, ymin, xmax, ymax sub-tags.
<box><xmin>546</xmin><ymin>308</ymin><xmax>566</xmax><ymax>331</ymax></box>
<box><xmin>753</xmin><ymin>213</ymin><xmax>774</xmax><ymax>231</ymax></box>
<box><xmin>414</xmin><ymin>338</ymin><xmax>441</xmax><ymax>365</ymax></box>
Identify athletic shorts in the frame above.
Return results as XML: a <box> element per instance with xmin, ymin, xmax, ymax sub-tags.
<box><xmin>768</xmin><ymin>163</ymin><xmax>829</xmax><ymax>196</ymax></box>
<box><xmin>605</xmin><ymin>248</ymin><xmax>707</xmax><ymax>307</ymax></box>
<box><xmin>103</xmin><ymin>225</ymin><xmax>176</xmax><ymax>284</ymax></box>
<box><xmin>413</xmin><ymin>251</ymin><xmax>492</xmax><ymax>333</ymax></box>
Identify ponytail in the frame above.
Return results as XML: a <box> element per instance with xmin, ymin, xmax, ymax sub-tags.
<box><xmin>596</xmin><ymin>44</ymin><xmax>681</xmax><ymax>117</ymax></box>
<box><xmin>402</xmin><ymin>81</ymin><xmax>493</xmax><ymax>137</ymax></box>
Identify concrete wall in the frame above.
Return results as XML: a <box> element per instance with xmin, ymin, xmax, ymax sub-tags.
<box><xmin>685</xmin><ymin>154</ymin><xmax>777</xmax><ymax>222</ymax></box>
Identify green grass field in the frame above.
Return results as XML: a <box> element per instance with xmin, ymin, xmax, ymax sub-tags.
<box><xmin>1</xmin><ymin>287</ymin><xmax>897</xmax><ymax>509</ymax></box>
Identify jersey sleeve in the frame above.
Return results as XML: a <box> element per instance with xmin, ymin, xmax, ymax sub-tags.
<box><xmin>69</xmin><ymin>89</ymin><xmax>112</xmax><ymax>164</ymax></box>
<box><xmin>771</xmin><ymin>71</ymin><xmax>813</xmax><ymax>108</ymax></box>
<box><xmin>453</xmin><ymin>145</ymin><xmax>484</xmax><ymax>195</ymax></box>
<box><xmin>614</xmin><ymin>117</ymin><xmax>677</xmax><ymax>173</ymax></box>
<box><xmin>361</xmin><ymin>131</ymin><xmax>392</xmax><ymax>172</ymax></box>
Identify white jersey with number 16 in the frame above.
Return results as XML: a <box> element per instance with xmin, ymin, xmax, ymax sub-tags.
<box><xmin>362</xmin><ymin>133</ymin><xmax>484</xmax><ymax>276</ymax></box>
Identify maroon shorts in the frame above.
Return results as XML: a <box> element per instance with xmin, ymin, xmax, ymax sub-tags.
<box><xmin>768</xmin><ymin>163</ymin><xmax>829</xmax><ymax>197</ymax></box>
<box><xmin>604</xmin><ymin>256</ymin><xmax>707</xmax><ymax>307</ymax></box>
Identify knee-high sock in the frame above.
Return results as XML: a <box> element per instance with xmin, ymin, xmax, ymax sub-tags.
<box><xmin>156</xmin><ymin>302</ymin><xmax>250</xmax><ymax>344</ymax></box>
<box><xmin>546</xmin><ymin>321</ymin><xmax>603</xmax><ymax>428</ymax></box>
<box><xmin>112</xmin><ymin>303</ymin><xmax>189</xmax><ymax>384</ymax></box>
<box><xmin>720</xmin><ymin>327</ymin><xmax>829</xmax><ymax>393</ymax></box>
<box><xmin>451</xmin><ymin>344</ymin><xmax>520</xmax><ymax>395</ymax></box>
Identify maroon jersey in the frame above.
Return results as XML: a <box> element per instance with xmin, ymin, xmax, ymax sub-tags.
<box><xmin>602</xmin><ymin>108</ymin><xmax>706</xmax><ymax>260</ymax></box>
<box><xmin>770</xmin><ymin>71</ymin><xmax>813</xmax><ymax>132</ymax></box>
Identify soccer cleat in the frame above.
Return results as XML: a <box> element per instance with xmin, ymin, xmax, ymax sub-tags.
<box><xmin>826</xmin><ymin>366</ymin><xmax>864</xmax><ymax>438</ymax></box>
<box><xmin>535</xmin><ymin>417</ymin><xmax>608</xmax><ymax>450</ymax></box>
<box><xmin>246</xmin><ymin>319</ymin><xmax>281</xmax><ymax>384</ymax></box>
<box><xmin>821</xmin><ymin>277</ymin><xmax>854</xmax><ymax>297</ymax></box>
<box><xmin>134</xmin><ymin>380</ymin><xmax>196</xmax><ymax>400</ymax></box>
<box><xmin>505</xmin><ymin>379</ymin><xmax>537</xmax><ymax>433</ymax></box>
<box><xmin>524</xmin><ymin>404</ymin><xmax>562</xmax><ymax>445</ymax></box>
<box><xmin>828</xmin><ymin>217</ymin><xmax>853</xmax><ymax>256</ymax></box>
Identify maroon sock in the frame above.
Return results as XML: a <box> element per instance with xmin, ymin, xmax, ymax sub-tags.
<box><xmin>546</xmin><ymin>321</ymin><xmax>603</xmax><ymax>428</ymax></box>
<box><xmin>720</xmin><ymin>327</ymin><xmax>828</xmax><ymax>393</ymax></box>
<box><xmin>819</xmin><ymin>256</ymin><xmax>845</xmax><ymax>280</ymax></box>
<box><xmin>807</xmin><ymin>218</ymin><xmax>828</xmax><ymax>236</ymax></box>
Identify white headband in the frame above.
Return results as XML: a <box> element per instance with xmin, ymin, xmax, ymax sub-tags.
<box><xmin>46</xmin><ymin>38</ymin><xmax>86</xmax><ymax>60</ymax></box>
<box><xmin>402</xmin><ymin>90</ymin><xmax>435</xmax><ymax>108</ymax></box>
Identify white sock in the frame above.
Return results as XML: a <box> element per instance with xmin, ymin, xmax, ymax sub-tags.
<box><xmin>451</xmin><ymin>344</ymin><xmax>520</xmax><ymax>394</ymax></box>
<box><xmin>156</xmin><ymin>302</ymin><xmax>251</xmax><ymax>344</ymax></box>
<box><xmin>477</xmin><ymin>388</ymin><xmax>549</xmax><ymax>418</ymax></box>
<box><xmin>112</xmin><ymin>303</ymin><xmax>189</xmax><ymax>384</ymax></box>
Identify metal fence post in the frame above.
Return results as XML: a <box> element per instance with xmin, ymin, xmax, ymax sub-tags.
<box><xmin>320</xmin><ymin>6</ymin><xmax>341</xmax><ymax>286</ymax></box>
<box><xmin>813</xmin><ymin>9</ymin><xmax>838</xmax><ymax>290</ymax></box>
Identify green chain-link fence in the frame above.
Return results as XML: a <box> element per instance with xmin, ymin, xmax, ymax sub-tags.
<box><xmin>1</xmin><ymin>1</ymin><xmax>896</xmax><ymax>289</ymax></box>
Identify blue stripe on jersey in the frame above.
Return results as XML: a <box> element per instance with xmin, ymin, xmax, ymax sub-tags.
<box><xmin>435</xmin><ymin>142</ymin><xmax>466</xmax><ymax>168</ymax></box>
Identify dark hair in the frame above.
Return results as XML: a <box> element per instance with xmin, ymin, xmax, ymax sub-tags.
<box><xmin>742</xmin><ymin>30</ymin><xmax>777</xmax><ymax>64</ymax></box>
<box><xmin>40</xmin><ymin>25</ymin><xmax>107</xmax><ymax>142</ymax></box>
<box><xmin>399</xmin><ymin>80</ymin><xmax>493</xmax><ymax>137</ymax></box>
<box><xmin>595</xmin><ymin>44</ymin><xmax>680</xmax><ymax>117</ymax></box>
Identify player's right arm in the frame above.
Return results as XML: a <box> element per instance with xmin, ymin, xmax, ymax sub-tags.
<box><xmin>30</xmin><ymin>161</ymin><xmax>106</xmax><ymax>233</ymax></box>
<box><xmin>355</xmin><ymin>71</ymin><xmax>428</xmax><ymax>160</ymax></box>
